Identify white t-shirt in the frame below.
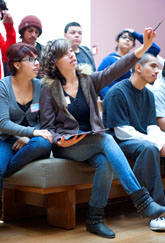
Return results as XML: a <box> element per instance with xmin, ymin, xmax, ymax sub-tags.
<box><xmin>151</xmin><ymin>75</ymin><xmax>165</xmax><ymax>118</ymax></box>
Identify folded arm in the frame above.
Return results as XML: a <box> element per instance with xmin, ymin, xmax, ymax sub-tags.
<box><xmin>114</xmin><ymin>125</ymin><xmax>165</xmax><ymax>150</ymax></box>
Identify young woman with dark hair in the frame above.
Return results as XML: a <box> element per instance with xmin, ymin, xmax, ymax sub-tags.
<box><xmin>0</xmin><ymin>43</ymin><xmax>52</xmax><ymax>218</ymax></box>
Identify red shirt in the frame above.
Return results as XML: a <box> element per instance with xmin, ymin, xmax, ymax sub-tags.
<box><xmin>0</xmin><ymin>22</ymin><xmax>16</xmax><ymax>78</ymax></box>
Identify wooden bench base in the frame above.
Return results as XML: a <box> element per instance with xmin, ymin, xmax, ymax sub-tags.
<box><xmin>2</xmin><ymin>178</ymin><xmax>165</xmax><ymax>229</ymax></box>
<box><xmin>2</xmin><ymin>180</ymin><xmax>127</xmax><ymax>229</ymax></box>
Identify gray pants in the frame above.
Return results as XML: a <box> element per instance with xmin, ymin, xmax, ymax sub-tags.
<box><xmin>117</xmin><ymin>139</ymin><xmax>165</xmax><ymax>206</ymax></box>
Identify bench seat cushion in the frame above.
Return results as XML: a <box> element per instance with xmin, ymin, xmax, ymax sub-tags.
<box><xmin>4</xmin><ymin>158</ymin><xmax>96</xmax><ymax>188</ymax></box>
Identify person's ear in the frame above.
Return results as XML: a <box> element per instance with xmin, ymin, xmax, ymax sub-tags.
<box><xmin>13</xmin><ymin>62</ymin><xmax>21</xmax><ymax>70</ymax></box>
<box><xmin>64</xmin><ymin>33</ymin><xmax>67</xmax><ymax>38</ymax></box>
<box><xmin>135</xmin><ymin>63</ymin><xmax>142</xmax><ymax>73</ymax></box>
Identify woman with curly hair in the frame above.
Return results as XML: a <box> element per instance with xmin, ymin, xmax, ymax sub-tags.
<box><xmin>40</xmin><ymin>29</ymin><xmax>165</xmax><ymax>239</ymax></box>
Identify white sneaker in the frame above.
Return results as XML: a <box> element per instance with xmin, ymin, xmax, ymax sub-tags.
<box><xmin>150</xmin><ymin>217</ymin><xmax>165</xmax><ymax>231</ymax></box>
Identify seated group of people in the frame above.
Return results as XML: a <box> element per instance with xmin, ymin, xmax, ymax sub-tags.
<box><xmin>1</xmin><ymin>0</ymin><xmax>165</xmax><ymax>239</ymax></box>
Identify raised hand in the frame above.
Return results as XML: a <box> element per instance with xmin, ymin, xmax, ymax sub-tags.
<box><xmin>143</xmin><ymin>27</ymin><xmax>156</xmax><ymax>51</ymax></box>
<box><xmin>134</xmin><ymin>27</ymin><xmax>156</xmax><ymax>58</ymax></box>
<box><xmin>3</xmin><ymin>11</ymin><xmax>13</xmax><ymax>23</ymax></box>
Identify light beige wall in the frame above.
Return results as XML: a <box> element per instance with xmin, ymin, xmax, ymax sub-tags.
<box><xmin>2</xmin><ymin>0</ymin><xmax>91</xmax><ymax>46</ymax></box>
<box><xmin>91</xmin><ymin>0</ymin><xmax>165</xmax><ymax>68</ymax></box>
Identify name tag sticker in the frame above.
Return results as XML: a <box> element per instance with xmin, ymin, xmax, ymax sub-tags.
<box><xmin>65</xmin><ymin>96</ymin><xmax>71</xmax><ymax>104</ymax></box>
<box><xmin>30</xmin><ymin>103</ymin><xmax>40</xmax><ymax>113</ymax></box>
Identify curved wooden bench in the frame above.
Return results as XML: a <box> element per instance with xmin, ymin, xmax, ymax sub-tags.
<box><xmin>2</xmin><ymin>157</ymin><xmax>127</xmax><ymax>229</ymax></box>
<box><xmin>2</xmin><ymin>157</ymin><xmax>165</xmax><ymax>229</ymax></box>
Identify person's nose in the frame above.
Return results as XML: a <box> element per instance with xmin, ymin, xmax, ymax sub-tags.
<box><xmin>31</xmin><ymin>31</ymin><xmax>37</xmax><ymax>38</ymax></box>
<box><xmin>126</xmin><ymin>37</ymin><xmax>130</xmax><ymax>42</ymax></box>
<box><xmin>155</xmin><ymin>67</ymin><xmax>159</xmax><ymax>74</ymax></box>
<box><xmin>33</xmin><ymin>58</ymin><xmax>40</xmax><ymax>65</ymax></box>
<box><xmin>75</xmin><ymin>32</ymin><xmax>80</xmax><ymax>38</ymax></box>
<box><xmin>69</xmin><ymin>52</ymin><xmax>74</xmax><ymax>58</ymax></box>
<box><xmin>69</xmin><ymin>51</ymin><xmax>74</xmax><ymax>58</ymax></box>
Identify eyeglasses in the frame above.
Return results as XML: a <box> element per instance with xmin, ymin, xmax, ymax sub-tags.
<box><xmin>21</xmin><ymin>57</ymin><xmax>40</xmax><ymax>64</ymax></box>
<box><xmin>120</xmin><ymin>35</ymin><xmax>134</xmax><ymax>42</ymax></box>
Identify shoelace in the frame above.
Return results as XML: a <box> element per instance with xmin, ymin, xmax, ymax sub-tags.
<box><xmin>155</xmin><ymin>216</ymin><xmax>165</xmax><ymax>221</ymax></box>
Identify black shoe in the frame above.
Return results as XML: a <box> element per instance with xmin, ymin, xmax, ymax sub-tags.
<box><xmin>86</xmin><ymin>206</ymin><xmax>115</xmax><ymax>238</ymax></box>
<box><xmin>138</xmin><ymin>201</ymin><xmax>165</xmax><ymax>220</ymax></box>
<box><xmin>86</xmin><ymin>222</ymin><xmax>115</xmax><ymax>238</ymax></box>
<box><xmin>130</xmin><ymin>187</ymin><xmax>165</xmax><ymax>220</ymax></box>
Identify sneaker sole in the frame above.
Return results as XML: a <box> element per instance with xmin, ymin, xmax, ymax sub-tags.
<box><xmin>150</xmin><ymin>227</ymin><xmax>165</xmax><ymax>231</ymax></box>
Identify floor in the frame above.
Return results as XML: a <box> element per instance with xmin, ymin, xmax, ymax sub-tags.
<box><xmin>0</xmin><ymin>199</ymin><xmax>165</xmax><ymax>243</ymax></box>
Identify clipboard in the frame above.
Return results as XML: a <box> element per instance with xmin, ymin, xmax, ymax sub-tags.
<box><xmin>64</xmin><ymin>128</ymin><xmax>109</xmax><ymax>140</ymax></box>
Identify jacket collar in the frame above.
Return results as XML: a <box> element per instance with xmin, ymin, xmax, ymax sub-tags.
<box><xmin>43</xmin><ymin>74</ymin><xmax>91</xmax><ymax>121</ymax></box>
<box><xmin>43</xmin><ymin>74</ymin><xmax>91</xmax><ymax>108</ymax></box>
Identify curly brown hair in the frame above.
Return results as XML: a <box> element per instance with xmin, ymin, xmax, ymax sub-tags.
<box><xmin>41</xmin><ymin>39</ymin><xmax>71</xmax><ymax>79</ymax></box>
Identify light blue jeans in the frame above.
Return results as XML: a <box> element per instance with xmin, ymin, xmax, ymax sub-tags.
<box><xmin>0</xmin><ymin>136</ymin><xmax>52</xmax><ymax>205</ymax></box>
<box><xmin>53</xmin><ymin>133</ymin><xmax>141</xmax><ymax>208</ymax></box>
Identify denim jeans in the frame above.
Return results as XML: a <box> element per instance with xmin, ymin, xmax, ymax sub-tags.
<box><xmin>53</xmin><ymin>133</ymin><xmax>141</xmax><ymax>208</ymax></box>
<box><xmin>117</xmin><ymin>139</ymin><xmax>165</xmax><ymax>205</ymax></box>
<box><xmin>0</xmin><ymin>136</ymin><xmax>52</xmax><ymax>207</ymax></box>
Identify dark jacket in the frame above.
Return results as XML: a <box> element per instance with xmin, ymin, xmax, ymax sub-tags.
<box><xmin>40</xmin><ymin>52</ymin><xmax>139</xmax><ymax>145</ymax></box>
<box><xmin>35</xmin><ymin>42</ymin><xmax>43</xmax><ymax>79</ymax></box>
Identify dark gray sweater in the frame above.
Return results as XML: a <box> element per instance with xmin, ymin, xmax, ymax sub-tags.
<box><xmin>0</xmin><ymin>76</ymin><xmax>41</xmax><ymax>140</ymax></box>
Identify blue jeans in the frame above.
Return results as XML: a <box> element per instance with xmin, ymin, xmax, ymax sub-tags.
<box><xmin>117</xmin><ymin>139</ymin><xmax>165</xmax><ymax>205</ymax></box>
<box><xmin>53</xmin><ymin>133</ymin><xmax>141</xmax><ymax>208</ymax></box>
<box><xmin>0</xmin><ymin>136</ymin><xmax>52</xmax><ymax>203</ymax></box>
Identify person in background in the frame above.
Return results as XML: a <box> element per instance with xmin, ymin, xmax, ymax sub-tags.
<box><xmin>98</xmin><ymin>28</ymin><xmax>160</xmax><ymax>99</ymax></box>
<box><xmin>0</xmin><ymin>0</ymin><xmax>16</xmax><ymax>78</ymax></box>
<box><xmin>40</xmin><ymin>29</ymin><xmax>165</xmax><ymax>239</ymax></box>
<box><xmin>18</xmin><ymin>15</ymin><xmax>43</xmax><ymax>79</ymax></box>
<box><xmin>103</xmin><ymin>53</ymin><xmax>165</xmax><ymax>231</ymax></box>
<box><xmin>0</xmin><ymin>43</ymin><xmax>52</xmax><ymax>219</ymax></box>
<box><xmin>151</xmin><ymin>61</ymin><xmax>165</xmax><ymax>131</ymax></box>
<box><xmin>64</xmin><ymin>22</ymin><xmax>96</xmax><ymax>74</ymax></box>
